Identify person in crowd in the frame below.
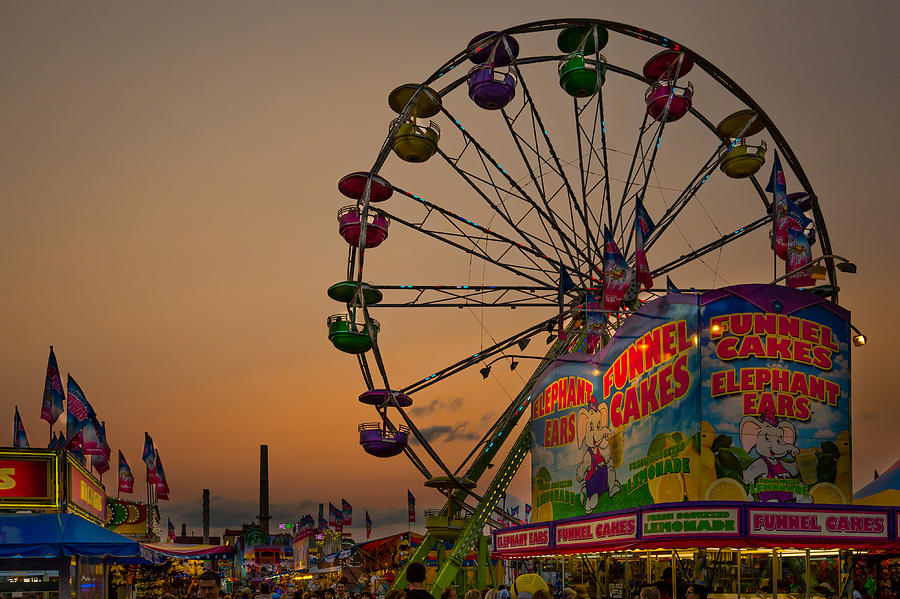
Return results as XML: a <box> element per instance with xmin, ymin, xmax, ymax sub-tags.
<box><xmin>441</xmin><ymin>588</ymin><xmax>458</xmax><ymax>599</ymax></box>
<box><xmin>406</xmin><ymin>563</ymin><xmax>432</xmax><ymax>599</ymax></box>
<box><xmin>530</xmin><ymin>590</ymin><xmax>550</xmax><ymax>599</ymax></box>
<box><xmin>198</xmin><ymin>572</ymin><xmax>221</xmax><ymax>599</ymax></box>
<box><xmin>336</xmin><ymin>580</ymin><xmax>350</xmax><ymax>599</ymax></box>
<box><xmin>257</xmin><ymin>583</ymin><xmax>275</xmax><ymax>599</ymax></box>
<box><xmin>562</xmin><ymin>589</ymin><xmax>577</xmax><ymax>599</ymax></box>
<box><xmin>640</xmin><ymin>587</ymin><xmax>661</xmax><ymax>599</ymax></box>
<box><xmin>656</xmin><ymin>568</ymin><xmax>673</xmax><ymax>599</ymax></box>
<box><xmin>385</xmin><ymin>589</ymin><xmax>405</xmax><ymax>599</ymax></box>
<box><xmin>465</xmin><ymin>590</ymin><xmax>482</xmax><ymax>599</ymax></box>
<box><xmin>324</xmin><ymin>588</ymin><xmax>335</xmax><ymax>599</ymax></box>
<box><xmin>686</xmin><ymin>584</ymin><xmax>708</xmax><ymax>599</ymax></box>
<box><xmin>484</xmin><ymin>590</ymin><xmax>497</xmax><ymax>599</ymax></box>
<box><xmin>497</xmin><ymin>586</ymin><xmax>511</xmax><ymax>599</ymax></box>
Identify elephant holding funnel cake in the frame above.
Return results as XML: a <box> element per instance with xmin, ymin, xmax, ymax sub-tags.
<box><xmin>575</xmin><ymin>396</ymin><xmax>620</xmax><ymax>510</ymax></box>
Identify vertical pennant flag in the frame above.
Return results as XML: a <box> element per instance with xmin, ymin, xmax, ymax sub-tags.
<box><xmin>635</xmin><ymin>199</ymin><xmax>656</xmax><ymax>237</ymax></box>
<box><xmin>524</xmin><ymin>504</ymin><xmax>531</xmax><ymax>523</ymax></box>
<box><xmin>666</xmin><ymin>276</ymin><xmax>681</xmax><ymax>294</ymax></box>
<box><xmin>118</xmin><ymin>451</ymin><xmax>135</xmax><ymax>494</ymax></box>
<box><xmin>41</xmin><ymin>347</ymin><xmax>65</xmax><ymax>425</ymax></box>
<box><xmin>407</xmin><ymin>490</ymin><xmax>416</xmax><ymax>523</ymax></box>
<box><xmin>81</xmin><ymin>418</ymin><xmax>105</xmax><ymax>456</ymax></box>
<box><xmin>55</xmin><ymin>431</ymin><xmax>66</xmax><ymax>450</ymax></box>
<box><xmin>329</xmin><ymin>503</ymin><xmax>337</xmax><ymax>528</ymax></box>
<box><xmin>142</xmin><ymin>433</ymin><xmax>160</xmax><ymax>483</ymax></box>
<box><xmin>510</xmin><ymin>506</ymin><xmax>519</xmax><ymax>523</ymax></box>
<box><xmin>155</xmin><ymin>450</ymin><xmax>170</xmax><ymax>500</ymax></box>
<box><xmin>557</xmin><ymin>265</ymin><xmax>577</xmax><ymax>340</ymax></box>
<box><xmin>766</xmin><ymin>151</ymin><xmax>790</xmax><ymax>259</ymax></box>
<box><xmin>65</xmin><ymin>376</ymin><xmax>94</xmax><ymax>445</ymax></box>
<box><xmin>13</xmin><ymin>407</ymin><xmax>30</xmax><ymax>448</ymax></box>
<box><xmin>168</xmin><ymin>518</ymin><xmax>176</xmax><ymax>542</ymax></box>
<box><xmin>633</xmin><ymin>220</ymin><xmax>653</xmax><ymax>290</ymax></box>
<box><xmin>786</xmin><ymin>229</ymin><xmax>816</xmax><ymax>288</ymax></box>
<box><xmin>585</xmin><ymin>295</ymin><xmax>604</xmax><ymax>354</ymax></box>
<box><xmin>365</xmin><ymin>510</ymin><xmax>372</xmax><ymax>539</ymax></box>
<box><xmin>602</xmin><ymin>226</ymin><xmax>632</xmax><ymax>312</ymax></box>
<box><xmin>342</xmin><ymin>499</ymin><xmax>352</xmax><ymax>526</ymax></box>
<box><xmin>90</xmin><ymin>420</ymin><xmax>111</xmax><ymax>474</ymax></box>
<box><xmin>48</xmin><ymin>431</ymin><xmax>57</xmax><ymax>449</ymax></box>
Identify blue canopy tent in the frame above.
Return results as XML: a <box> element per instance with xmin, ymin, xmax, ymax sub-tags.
<box><xmin>0</xmin><ymin>513</ymin><xmax>145</xmax><ymax>599</ymax></box>
<box><xmin>0</xmin><ymin>513</ymin><xmax>143</xmax><ymax>559</ymax></box>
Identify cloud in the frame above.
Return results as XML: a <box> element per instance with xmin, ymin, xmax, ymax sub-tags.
<box><xmin>412</xmin><ymin>422</ymin><xmax>482</xmax><ymax>444</ymax></box>
<box><xmin>409</xmin><ymin>397</ymin><xmax>464</xmax><ymax>416</ymax></box>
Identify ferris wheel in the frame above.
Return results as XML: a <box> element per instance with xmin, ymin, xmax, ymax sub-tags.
<box><xmin>326</xmin><ymin>19</ymin><xmax>840</xmax><ymax>592</ymax></box>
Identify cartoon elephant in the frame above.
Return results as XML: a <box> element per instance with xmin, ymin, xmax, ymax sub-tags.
<box><xmin>740</xmin><ymin>411</ymin><xmax>811</xmax><ymax>502</ymax></box>
<box><xmin>575</xmin><ymin>398</ymin><xmax>620</xmax><ymax>510</ymax></box>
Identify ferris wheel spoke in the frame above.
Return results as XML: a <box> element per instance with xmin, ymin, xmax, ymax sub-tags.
<box><xmin>649</xmin><ymin>214</ymin><xmax>771</xmax><ymax>276</ymax></box>
<box><xmin>508</xmin><ymin>59</ymin><xmax>601</xmax><ymax>269</ymax></box>
<box><xmin>378</xmin><ymin>207</ymin><xmax>556</xmax><ymax>286</ymax></box>
<box><xmin>573</xmin><ymin>93</ymin><xmax>608</xmax><ymax>243</ymax></box>
<box><xmin>401</xmin><ymin>316</ymin><xmax>555</xmax><ymax>395</ymax></box>
<box><xmin>440</xmin><ymin>109</ymin><xmax>593</xmax><ymax>276</ymax></box>
<box><xmin>370</xmin><ymin>284</ymin><xmax>558</xmax><ymax>308</ymax></box>
<box><xmin>391</xmin><ymin>186</ymin><xmax>561</xmax><ymax>282</ymax></box>
<box><xmin>642</xmin><ymin>146</ymin><xmax>727</xmax><ymax>253</ymax></box>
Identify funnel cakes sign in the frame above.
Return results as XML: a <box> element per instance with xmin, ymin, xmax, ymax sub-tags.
<box><xmin>531</xmin><ymin>285</ymin><xmax>851</xmax><ymax>523</ymax></box>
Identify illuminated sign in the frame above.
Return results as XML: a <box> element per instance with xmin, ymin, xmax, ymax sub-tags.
<box><xmin>748</xmin><ymin>506</ymin><xmax>888</xmax><ymax>540</ymax></box>
<box><xmin>494</xmin><ymin>526</ymin><xmax>551</xmax><ymax>551</ymax></box>
<box><xmin>555</xmin><ymin>513</ymin><xmax>637</xmax><ymax>548</ymax></box>
<box><xmin>67</xmin><ymin>456</ymin><xmax>106</xmax><ymax>524</ymax></box>
<box><xmin>0</xmin><ymin>449</ymin><xmax>59</xmax><ymax>509</ymax></box>
<box><xmin>640</xmin><ymin>506</ymin><xmax>740</xmax><ymax>539</ymax></box>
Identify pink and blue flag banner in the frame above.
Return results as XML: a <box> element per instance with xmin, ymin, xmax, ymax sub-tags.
<box><xmin>634</xmin><ymin>219</ymin><xmax>652</xmax><ymax>291</ymax></box>
<box><xmin>65</xmin><ymin>375</ymin><xmax>94</xmax><ymax>443</ymax></box>
<box><xmin>342</xmin><ymin>499</ymin><xmax>352</xmax><ymax>526</ymax></box>
<box><xmin>51</xmin><ymin>431</ymin><xmax>66</xmax><ymax>450</ymax></box>
<box><xmin>118</xmin><ymin>450</ymin><xmax>135</xmax><ymax>494</ymax></box>
<box><xmin>365</xmin><ymin>510</ymin><xmax>372</xmax><ymax>539</ymax></box>
<box><xmin>81</xmin><ymin>419</ymin><xmax>105</xmax><ymax>456</ymax></box>
<box><xmin>666</xmin><ymin>276</ymin><xmax>681</xmax><ymax>294</ymax></box>
<box><xmin>155</xmin><ymin>450</ymin><xmax>170</xmax><ymax>500</ymax></box>
<box><xmin>766</xmin><ymin>152</ymin><xmax>813</xmax><ymax>260</ymax></box>
<box><xmin>787</xmin><ymin>228</ymin><xmax>816</xmax><ymax>288</ymax></box>
<box><xmin>329</xmin><ymin>503</ymin><xmax>337</xmax><ymax>528</ymax></box>
<box><xmin>524</xmin><ymin>503</ymin><xmax>531</xmax><ymax>522</ymax></box>
<box><xmin>168</xmin><ymin>518</ymin><xmax>176</xmax><ymax>542</ymax></box>
<box><xmin>602</xmin><ymin>226</ymin><xmax>632</xmax><ymax>312</ymax></box>
<box><xmin>510</xmin><ymin>506</ymin><xmax>519</xmax><ymax>523</ymax></box>
<box><xmin>143</xmin><ymin>433</ymin><xmax>160</xmax><ymax>483</ymax></box>
<box><xmin>407</xmin><ymin>490</ymin><xmax>416</xmax><ymax>523</ymax></box>
<box><xmin>13</xmin><ymin>406</ymin><xmax>30</xmax><ymax>448</ymax></box>
<box><xmin>41</xmin><ymin>347</ymin><xmax>65</xmax><ymax>425</ymax></box>
<box><xmin>585</xmin><ymin>296</ymin><xmax>604</xmax><ymax>354</ymax></box>
<box><xmin>635</xmin><ymin>198</ymin><xmax>655</xmax><ymax>236</ymax></box>
<box><xmin>91</xmin><ymin>421</ymin><xmax>111</xmax><ymax>473</ymax></box>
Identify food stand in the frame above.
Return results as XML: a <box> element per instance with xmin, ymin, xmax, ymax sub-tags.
<box><xmin>493</xmin><ymin>286</ymin><xmax>880</xmax><ymax>599</ymax></box>
<box><xmin>0</xmin><ymin>449</ymin><xmax>143</xmax><ymax>599</ymax></box>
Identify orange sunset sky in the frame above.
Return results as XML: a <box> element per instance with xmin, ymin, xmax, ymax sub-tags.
<box><xmin>2</xmin><ymin>1</ymin><xmax>898</xmax><ymax>539</ymax></box>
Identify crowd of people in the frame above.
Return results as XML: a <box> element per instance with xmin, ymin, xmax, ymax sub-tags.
<box><xmin>178</xmin><ymin>563</ymin><xmax>711</xmax><ymax>599</ymax></box>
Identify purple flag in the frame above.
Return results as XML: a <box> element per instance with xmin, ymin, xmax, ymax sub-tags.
<box><xmin>142</xmin><ymin>433</ymin><xmax>160</xmax><ymax>483</ymax></box>
<box><xmin>635</xmin><ymin>198</ymin><xmax>655</xmax><ymax>236</ymax></box>
<box><xmin>118</xmin><ymin>450</ymin><xmax>135</xmax><ymax>493</ymax></box>
<box><xmin>65</xmin><ymin>376</ymin><xmax>94</xmax><ymax>446</ymax></box>
<box><xmin>41</xmin><ymin>347</ymin><xmax>65</xmax><ymax>425</ymax></box>
<box><xmin>365</xmin><ymin>510</ymin><xmax>372</xmax><ymax>539</ymax></box>
<box><xmin>634</xmin><ymin>219</ymin><xmax>652</xmax><ymax>290</ymax></box>
<box><xmin>13</xmin><ymin>407</ymin><xmax>30</xmax><ymax>448</ymax></box>
<box><xmin>155</xmin><ymin>449</ymin><xmax>170</xmax><ymax>500</ymax></box>
<box><xmin>342</xmin><ymin>499</ymin><xmax>352</xmax><ymax>526</ymax></box>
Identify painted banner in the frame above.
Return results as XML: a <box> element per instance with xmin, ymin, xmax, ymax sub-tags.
<box><xmin>531</xmin><ymin>284</ymin><xmax>852</xmax><ymax>522</ymax></box>
<box><xmin>532</xmin><ymin>294</ymin><xmax>701</xmax><ymax>521</ymax></box>
<box><xmin>700</xmin><ymin>285</ymin><xmax>851</xmax><ymax>505</ymax></box>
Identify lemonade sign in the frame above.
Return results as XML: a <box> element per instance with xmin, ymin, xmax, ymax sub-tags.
<box><xmin>531</xmin><ymin>285</ymin><xmax>852</xmax><ymax>523</ymax></box>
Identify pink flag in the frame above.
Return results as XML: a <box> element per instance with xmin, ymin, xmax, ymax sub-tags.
<box><xmin>787</xmin><ymin>228</ymin><xmax>815</xmax><ymax>288</ymax></box>
<box><xmin>118</xmin><ymin>451</ymin><xmax>135</xmax><ymax>494</ymax></box>
<box><xmin>602</xmin><ymin>227</ymin><xmax>632</xmax><ymax>312</ymax></box>
<box><xmin>41</xmin><ymin>347</ymin><xmax>65</xmax><ymax>425</ymax></box>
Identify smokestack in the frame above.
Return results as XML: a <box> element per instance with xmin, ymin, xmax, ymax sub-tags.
<box><xmin>318</xmin><ymin>503</ymin><xmax>324</xmax><ymax>533</ymax></box>
<box><xmin>259</xmin><ymin>445</ymin><xmax>270</xmax><ymax>534</ymax></box>
<box><xmin>202</xmin><ymin>489</ymin><xmax>210</xmax><ymax>544</ymax></box>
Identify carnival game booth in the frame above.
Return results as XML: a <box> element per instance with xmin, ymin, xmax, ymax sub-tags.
<box><xmin>0</xmin><ymin>448</ymin><xmax>145</xmax><ymax>599</ymax></box>
<box><xmin>500</xmin><ymin>284</ymin><xmax>874</xmax><ymax>599</ymax></box>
